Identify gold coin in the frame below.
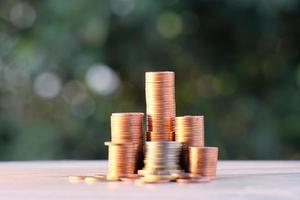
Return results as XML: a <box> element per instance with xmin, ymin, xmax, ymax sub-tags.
<box><xmin>141</xmin><ymin>175</ymin><xmax>171</xmax><ymax>183</ymax></box>
<box><xmin>106</xmin><ymin>175</ymin><xmax>120</xmax><ymax>181</ymax></box>
<box><xmin>84</xmin><ymin>176</ymin><xmax>105</xmax><ymax>184</ymax></box>
<box><xmin>68</xmin><ymin>176</ymin><xmax>85</xmax><ymax>183</ymax></box>
<box><xmin>120</xmin><ymin>177</ymin><xmax>139</xmax><ymax>182</ymax></box>
<box><xmin>176</xmin><ymin>178</ymin><xmax>198</xmax><ymax>184</ymax></box>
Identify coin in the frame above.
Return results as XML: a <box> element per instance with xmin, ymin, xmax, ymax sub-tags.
<box><xmin>106</xmin><ymin>174</ymin><xmax>120</xmax><ymax>181</ymax></box>
<box><xmin>139</xmin><ymin>169</ymin><xmax>182</xmax><ymax>176</ymax></box>
<box><xmin>68</xmin><ymin>176</ymin><xmax>85</xmax><ymax>183</ymax></box>
<box><xmin>141</xmin><ymin>175</ymin><xmax>172</xmax><ymax>183</ymax></box>
<box><xmin>170</xmin><ymin>172</ymin><xmax>184</xmax><ymax>180</ymax></box>
<box><xmin>84</xmin><ymin>176</ymin><xmax>106</xmax><ymax>184</ymax></box>
<box><xmin>120</xmin><ymin>177</ymin><xmax>139</xmax><ymax>182</ymax></box>
<box><xmin>176</xmin><ymin>178</ymin><xmax>198</xmax><ymax>184</ymax></box>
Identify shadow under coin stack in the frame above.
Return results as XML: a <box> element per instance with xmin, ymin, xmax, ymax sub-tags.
<box><xmin>105</xmin><ymin>113</ymin><xmax>144</xmax><ymax>180</ymax></box>
<box><xmin>175</xmin><ymin>116</ymin><xmax>204</xmax><ymax>172</ymax></box>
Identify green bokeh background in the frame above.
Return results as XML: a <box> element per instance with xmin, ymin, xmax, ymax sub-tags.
<box><xmin>1</xmin><ymin>0</ymin><xmax>300</xmax><ymax>160</ymax></box>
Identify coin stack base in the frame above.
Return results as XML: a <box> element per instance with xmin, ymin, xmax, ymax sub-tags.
<box><xmin>141</xmin><ymin>141</ymin><xmax>182</xmax><ymax>180</ymax></box>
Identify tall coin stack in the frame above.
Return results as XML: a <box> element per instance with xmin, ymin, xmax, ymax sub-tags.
<box><xmin>175</xmin><ymin>116</ymin><xmax>205</xmax><ymax>171</ymax></box>
<box><xmin>145</xmin><ymin>72</ymin><xmax>175</xmax><ymax>141</ymax></box>
<box><xmin>189</xmin><ymin>147</ymin><xmax>218</xmax><ymax>179</ymax></box>
<box><xmin>140</xmin><ymin>72</ymin><xmax>182</xmax><ymax>180</ymax></box>
<box><xmin>105</xmin><ymin>112</ymin><xmax>144</xmax><ymax>180</ymax></box>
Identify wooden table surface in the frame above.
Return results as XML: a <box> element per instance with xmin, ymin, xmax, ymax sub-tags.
<box><xmin>0</xmin><ymin>161</ymin><xmax>299</xmax><ymax>200</ymax></box>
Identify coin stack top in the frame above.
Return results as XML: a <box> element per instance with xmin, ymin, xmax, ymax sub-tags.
<box><xmin>145</xmin><ymin>71</ymin><xmax>175</xmax><ymax>141</ymax></box>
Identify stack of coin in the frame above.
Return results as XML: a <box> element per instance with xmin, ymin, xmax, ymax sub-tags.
<box><xmin>110</xmin><ymin>112</ymin><xmax>144</xmax><ymax>170</ymax></box>
<box><xmin>189</xmin><ymin>147</ymin><xmax>218</xmax><ymax>178</ymax></box>
<box><xmin>140</xmin><ymin>141</ymin><xmax>182</xmax><ymax>177</ymax></box>
<box><xmin>145</xmin><ymin>72</ymin><xmax>175</xmax><ymax>141</ymax></box>
<box><xmin>105</xmin><ymin>142</ymin><xmax>137</xmax><ymax>180</ymax></box>
<box><xmin>101</xmin><ymin>71</ymin><xmax>220</xmax><ymax>184</ymax></box>
<box><xmin>111</xmin><ymin>113</ymin><xmax>144</xmax><ymax>142</ymax></box>
<box><xmin>175</xmin><ymin>116</ymin><xmax>205</xmax><ymax>171</ymax></box>
<box><xmin>175</xmin><ymin>116</ymin><xmax>204</xmax><ymax>146</ymax></box>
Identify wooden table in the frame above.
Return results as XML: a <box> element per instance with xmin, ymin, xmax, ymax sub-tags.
<box><xmin>0</xmin><ymin>161</ymin><xmax>299</xmax><ymax>200</ymax></box>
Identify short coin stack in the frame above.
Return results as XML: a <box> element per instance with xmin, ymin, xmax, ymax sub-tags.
<box><xmin>175</xmin><ymin>116</ymin><xmax>204</xmax><ymax>171</ymax></box>
<box><xmin>110</xmin><ymin>113</ymin><xmax>144</xmax><ymax>169</ymax></box>
<box><xmin>105</xmin><ymin>142</ymin><xmax>137</xmax><ymax>180</ymax></box>
<box><xmin>105</xmin><ymin>112</ymin><xmax>144</xmax><ymax>180</ymax></box>
<box><xmin>189</xmin><ymin>147</ymin><xmax>218</xmax><ymax>179</ymax></box>
<box><xmin>139</xmin><ymin>141</ymin><xmax>181</xmax><ymax>181</ymax></box>
<box><xmin>145</xmin><ymin>72</ymin><xmax>175</xmax><ymax>141</ymax></box>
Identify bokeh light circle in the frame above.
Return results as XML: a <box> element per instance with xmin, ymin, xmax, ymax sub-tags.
<box><xmin>34</xmin><ymin>72</ymin><xmax>62</xmax><ymax>99</ymax></box>
<box><xmin>85</xmin><ymin>64</ymin><xmax>120</xmax><ymax>95</ymax></box>
<box><xmin>10</xmin><ymin>2</ymin><xmax>36</xmax><ymax>28</ymax></box>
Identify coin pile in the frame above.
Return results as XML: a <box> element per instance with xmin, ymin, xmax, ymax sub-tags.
<box><xmin>189</xmin><ymin>147</ymin><xmax>218</xmax><ymax>178</ymax></box>
<box><xmin>98</xmin><ymin>71</ymin><xmax>220</xmax><ymax>184</ymax></box>
<box><xmin>140</xmin><ymin>141</ymin><xmax>181</xmax><ymax>178</ymax></box>
<box><xmin>110</xmin><ymin>113</ymin><xmax>144</xmax><ymax>169</ymax></box>
<box><xmin>175</xmin><ymin>116</ymin><xmax>205</xmax><ymax>171</ymax></box>
<box><xmin>105</xmin><ymin>142</ymin><xmax>137</xmax><ymax>180</ymax></box>
<box><xmin>145</xmin><ymin>72</ymin><xmax>175</xmax><ymax>141</ymax></box>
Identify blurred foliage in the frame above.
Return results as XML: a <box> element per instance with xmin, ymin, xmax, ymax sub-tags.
<box><xmin>0</xmin><ymin>0</ymin><xmax>300</xmax><ymax>160</ymax></box>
